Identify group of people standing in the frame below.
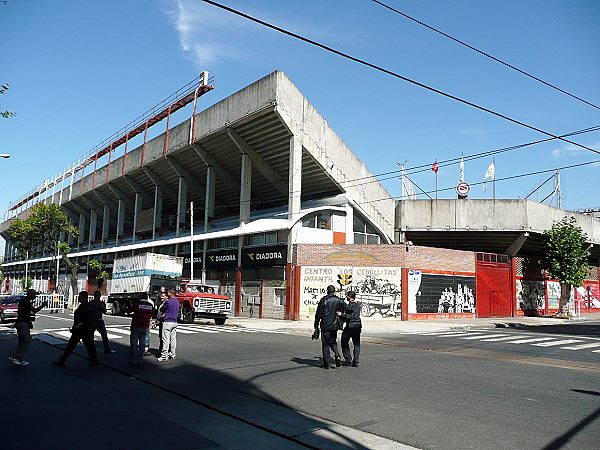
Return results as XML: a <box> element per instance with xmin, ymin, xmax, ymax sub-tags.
<box><xmin>8</xmin><ymin>287</ymin><xmax>180</xmax><ymax>368</ymax></box>
<box><xmin>313</xmin><ymin>285</ymin><xmax>362</xmax><ymax>369</ymax></box>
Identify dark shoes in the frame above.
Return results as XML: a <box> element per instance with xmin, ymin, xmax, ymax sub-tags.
<box><xmin>320</xmin><ymin>364</ymin><xmax>330</xmax><ymax>369</ymax></box>
<box><xmin>335</xmin><ymin>358</ymin><xmax>342</xmax><ymax>368</ymax></box>
<box><xmin>104</xmin><ymin>349</ymin><xmax>116</xmax><ymax>354</ymax></box>
<box><xmin>351</xmin><ymin>361</ymin><xmax>359</xmax><ymax>367</ymax></box>
<box><xmin>89</xmin><ymin>362</ymin><xmax>98</xmax><ymax>367</ymax></box>
<box><xmin>343</xmin><ymin>360</ymin><xmax>352</xmax><ymax>366</ymax></box>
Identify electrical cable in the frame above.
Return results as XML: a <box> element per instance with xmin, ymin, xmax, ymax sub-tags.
<box><xmin>371</xmin><ymin>0</ymin><xmax>600</xmax><ymax>111</ymax></box>
<box><xmin>201</xmin><ymin>0</ymin><xmax>600</xmax><ymax>156</ymax></box>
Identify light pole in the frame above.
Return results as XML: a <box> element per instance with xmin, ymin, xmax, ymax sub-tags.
<box><xmin>0</xmin><ymin>153</ymin><xmax>10</xmax><ymax>159</ymax></box>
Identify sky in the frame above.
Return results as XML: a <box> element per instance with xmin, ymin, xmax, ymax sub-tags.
<box><xmin>1</xmin><ymin>0</ymin><xmax>599</xmax><ymax>255</ymax></box>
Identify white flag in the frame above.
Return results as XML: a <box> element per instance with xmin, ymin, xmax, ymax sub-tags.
<box><xmin>401</xmin><ymin>164</ymin><xmax>416</xmax><ymax>200</ymax></box>
<box><xmin>459</xmin><ymin>155</ymin><xmax>465</xmax><ymax>183</ymax></box>
<box><xmin>482</xmin><ymin>162</ymin><xmax>495</xmax><ymax>192</ymax></box>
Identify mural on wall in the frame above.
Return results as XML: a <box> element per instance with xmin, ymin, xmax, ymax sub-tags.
<box><xmin>575</xmin><ymin>283</ymin><xmax>600</xmax><ymax>308</ymax></box>
<box><xmin>516</xmin><ymin>279</ymin><xmax>545</xmax><ymax>310</ymax></box>
<box><xmin>547</xmin><ymin>281</ymin><xmax>574</xmax><ymax>310</ymax></box>
<box><xmin>299</xmin><ymin>266</ymin><xmax>401</xmax><ymax>320</ymax></box>
<box><xmin>408</xmin><ymin>271</ymin><xmax>475</xmax><ymax>314</ymax></box>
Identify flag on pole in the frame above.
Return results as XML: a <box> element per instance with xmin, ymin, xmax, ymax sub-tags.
<box><xmin>401</xmin><ymin>164</ymin><xmax>416</xmax><ymax>199</ymax></box>
<box><xmin>431</xmin><ymin>160</ymin><xmax>439</xmax><ymax>174</ymax></box>
<box><xmin>459</xmin><ymin>154</ymin><xmax>465</xmax><ymax>183</ymax></box>
<box><xmin>482</xmin><ymin>162</ymin><xmax>495</xmax><ymax>192</ymax></box>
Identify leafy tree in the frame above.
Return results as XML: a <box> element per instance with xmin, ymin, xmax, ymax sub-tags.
<box><xmin>541</xmin><ymin>216</ymin><xmax>591</xmax><ymax>317</ymax></box>
<box><xmin>19</xmin><ymin>277</ymin><xmax>32</xmax><ymax>290</ymax></box>
<box><xmin>8</xmin><ymin>203</ymin><xmax>79</xmax><ymax>301</ymax></box>
<box><xmin>1</xmin><ymin>83</ymin><xmax>15</xmax><ymax>118</ymax></box>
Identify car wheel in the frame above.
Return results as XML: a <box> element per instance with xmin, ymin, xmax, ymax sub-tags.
<box><xmin>214</xmin><ymin>317</ymin><xmax>226</xmax><ymax>326</ymax></box>
<box><xmin>182</xmin><ymin>305</ymin><xmax>194</xmax><ymax>324</ymax></box>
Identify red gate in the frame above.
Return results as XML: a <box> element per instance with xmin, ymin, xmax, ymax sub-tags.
<box><xmin>476</xmin><ymin>253</ymin><xmax>513</xmax><ymax>318</ymax></box>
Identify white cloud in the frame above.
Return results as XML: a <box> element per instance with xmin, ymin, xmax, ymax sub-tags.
<box><xmin>551</xmin><ymin>140</ymin><xmax>600</xmax><ymax>159</ymax></box>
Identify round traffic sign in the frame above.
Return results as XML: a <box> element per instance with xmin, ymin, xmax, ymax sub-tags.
<box><xmin>456</xmin><ymin>182</ymin><xmax>470</xmax><ymax>196</ymax></box>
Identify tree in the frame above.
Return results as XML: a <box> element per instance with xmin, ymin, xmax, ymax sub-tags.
<box><xmin>8</xmin><ymin>203</ymin><xmax>79</xmax><ymax>300</ymax></box>
<box><xmin>1</xmin><ymin>83</ymin><xmax>15</xmax><ymax>118</ymax></box>
<box><xmin>541</xmin><ymin>216</ymin><xmax>591</xmax><ymax>317</ymax></box>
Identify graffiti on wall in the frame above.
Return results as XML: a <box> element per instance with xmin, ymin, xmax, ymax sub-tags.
<box><xmin>298</xmin><ymin>266</ymin><xmax>401</xmax><ymax>320</ymax></box>
<box><xmin>408</xmin><ymin>270</ymin><xmax>475</xmax><ymax>314</ymax></box>
<box><xmin>516</xmin><ymin>280</ymin><xmax>545</xmax><ymax>310</ymax></box>
<box><xmin>547</xmin><ymin>281</ymin><xmax>575</xmax><ymax>309</ymax></box>
<box><xmin>575</xmin><ymin>283</ymin><xmax>600</xmax><ymax>308</ymax></box>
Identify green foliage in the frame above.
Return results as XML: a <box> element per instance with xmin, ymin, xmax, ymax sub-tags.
<box><xmin>20</xmin><ymin>277</ymin><xmax>32</xmax><ymax>290</ymax></box>
<box><xmin>100</xmin><ymin>270</ymin><xmax>110</xmax><ymax>280</ymax></box>
<box><xmin>9</xmin><ymin>203</ymin><xmax>78</xmax><ymax>258</ymax></box>
<box><xmin>88</xmin><ymin>259</ymin><xmax>103</xmax><ymax>272</ymax></box>
<box><xmin>541</xmin><ymin>216</ymin><xmax>590</xmax><ymax>288</ymax></box>
<box><xmin>1</xmin><ymin>82</ymin><xmax>15</xmax><ymax>118</ymax></box>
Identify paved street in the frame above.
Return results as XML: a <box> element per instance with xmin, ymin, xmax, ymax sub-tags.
<box><xmin>3</xmin><ymin>312</ymin><xmax>600</xmax><ymax>449</ymax></box>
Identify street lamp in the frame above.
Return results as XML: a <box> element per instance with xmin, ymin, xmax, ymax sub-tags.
<box><xmin>0</xmin><ymin>153</ymin><xmax>10</xmax><ymax>159</ymax></box>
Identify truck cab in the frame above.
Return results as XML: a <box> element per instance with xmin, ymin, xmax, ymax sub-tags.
<box><xmin>175</xmin><ymin>282</ymin><xmax>232</xmax><ymax>325</ymax></box>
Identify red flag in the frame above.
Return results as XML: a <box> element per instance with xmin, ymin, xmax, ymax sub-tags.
<box><xmin>431</xmin><ymin>160</ymin><xmax>439</xmax><ymax>173</ymax></box>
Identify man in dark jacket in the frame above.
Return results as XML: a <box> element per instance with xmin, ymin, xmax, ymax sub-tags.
<box><xmin>338</xmin><ymin>290</ymin><xmax>362</xmax><ymax>367</ymax></box>
<box><xmin>314</xmin><ymin>285</ymin><xmax>344</xmax><ymax>369</ymax></box>
<box><xmin>52</xmin><ymin>291</ymin><xmax>98</xmax><ymax>367</ymax></box>
<box><xmin>9</xmin><ymin>289</ymin><xmax>47</xmax><ymax>366</ymax></box>
<box><xmin>90</xmin><ymin>290</ymin><xmax>115</xmax><ymax>354</ymax></box>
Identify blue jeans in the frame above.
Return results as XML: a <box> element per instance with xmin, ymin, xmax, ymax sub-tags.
<box><xmin>130</xmin><ymin>327</ymin><xmax>149</xmax><ymax>364</ymax></box>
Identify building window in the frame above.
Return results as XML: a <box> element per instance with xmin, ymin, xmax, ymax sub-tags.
<box><xmin>209</xmin><ymin>237</ymin><xmax>238</xmax><ymax>250</ymax></box>
<box><xmin>353</xmin><ymin>214</ymin><xmax>381</xmax><ymax>244</ymax></box>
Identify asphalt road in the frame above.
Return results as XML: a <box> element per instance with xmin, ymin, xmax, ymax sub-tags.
<box><xmin>14</xmin><ymin>313</ymin><xmax>600</xmax><ymax>449</ymax></box>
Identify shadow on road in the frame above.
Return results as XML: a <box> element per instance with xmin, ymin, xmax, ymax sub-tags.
<box><xmin>500</xmin><ymin>323</ymin><xmax>600</xmax><ymax>337</ymax></box>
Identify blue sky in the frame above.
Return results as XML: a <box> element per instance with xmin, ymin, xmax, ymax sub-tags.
<box><xmin>1</xmin><ymin>0</ymin><xmax>599</xmax><ymax>254</ymax></box>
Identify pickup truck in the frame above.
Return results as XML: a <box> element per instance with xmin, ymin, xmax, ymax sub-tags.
<box><xmin>175</xmin><ymin>282</ymin><xmax>232</xmax><ymax>325</ymax></box>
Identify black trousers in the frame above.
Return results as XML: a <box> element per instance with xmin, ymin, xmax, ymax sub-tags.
<box><xmin>341</xmin><ymin>326</ymin><xmax>361</xmax><ymax>363</ymax></box>
<box><xmin>321</xmin><ymin>330</ymin><xmax>340</xmax><ymax>366</ymax></box>
<box><xmin>93</xmin><ymin>319</ymin><xmax>111</xmax><ymax>352</ymax></box>
<box><xmin>59</xmin><ymin>329</ymin><xmax>98</xmax><ymax>364</ymax></box>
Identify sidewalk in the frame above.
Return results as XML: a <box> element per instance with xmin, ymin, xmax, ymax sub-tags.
<box><xmin>228</xmin><ymin>312</ymin><xmax>600</xmax><ymax>335</ymax></box>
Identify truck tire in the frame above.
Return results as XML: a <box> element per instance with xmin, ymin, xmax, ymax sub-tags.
<box><xmin>111</xmin><ymin>301</ymin><xmax>120</xmax><ymax>316</ymax></box>
<box><xmin>182</xmin><ymin>305</ymin><xmax>194</xmax><ymax>324</ymax></box>
<box><xmin>214</xmin><ymin>317</ymin><xmax>226</xmax><ymax>326</ymax></box>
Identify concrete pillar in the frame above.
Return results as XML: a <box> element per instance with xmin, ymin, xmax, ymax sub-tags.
<box><xmin>132</xmin><ymin>192</ymin><xmax>142</xmax><ymax>242</ymax></box>
<box><xmin>78</xmin><ymin>214</ymin><xmax>86</xmax><ymax>245</ymax></box>
<box><xmin>205</xmin><ymin>166</ymin><xmax>215</xmax><ymax>229</ymax></box>
<box><xmin>102</xmin><ymin>205</ymin><xmax>110</xmax><ymax>247</ymax></box>
<box><xmin>116</xmin><ymin>199</ymin><xmax>125</xmax><ymax>244</ymax></box>
<box><xmin>240</xmin><ymin>153</ymin><xmax>252</xmax><ymax>224</ymax></box>
<box><xmin>345</xmin><ymin>203</ymin><xmax>354</xmax><ymax>244</ymax></box>
<box><xmin>176</xmin><ymin>177</ymin><xmax>187</xmax><ymax>237</ymax></box>
<box><xmin>153</xmin><ymin>186</ymin><xmax>163</xmax><ymax>240</ymax></box>
<box><xmin>67</xmin><ymin>219</ymin><xmax>74</xmax><ymax>246</ymax></box>
<box><xmin>89</xmin><ymin>210</ymin><xmax>97</xmax><ymax>246</ymax></box>
<box><xmin>288</xmin><ymin>134</ymin><xmax>302</xmax><ymax>222</ymax></box>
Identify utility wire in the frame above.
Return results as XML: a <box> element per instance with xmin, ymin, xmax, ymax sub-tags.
<box><xmin>202</xmin><ymin>0</ymin><xmax>600</xmax><ymax>156</ymax></box>
<box><xmin>371</xmin><ymin>0</ymin><xmax>600</xmax><ymax>111</ymax></box>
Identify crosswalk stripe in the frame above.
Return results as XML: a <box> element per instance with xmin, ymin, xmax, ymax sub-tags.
<box><xmin>420</xmin><ymin>331</ymin><xmax>470</xmax><ymax>336</ymax></box>
<box><xmin>561</xmin><ymin>342</ymin><xmax>600</xmax><ymax>350</ymax></box>
<box><xmin>532</xmin><ymin>339</ymin><xmax>583</xmax><ymax>347</ymax></box>
<box><xmin>436</xmin><ymin>332</ymin><xmax>480</xmax><ymax>338</ymax></box>
<box><xmin>507</xmin><ymin>337</ymin><xmax>556</xmax><ymax>344</ymax></box>
<box><xmin>460</xmin><ymin>334</ymin><xmax>502</xmax><ymax>340</ymax></box>
<box><xmin>178</xmin><ymin>327</ymin><xmax>219</xmax><ymax>334</ymax></box>
<box><xmin>104</xmin><ymin>328</ymin><xmax>130</xmax><ymax>335</ymax></box>
<box><xmin>480</xmin><ymin>335</ymin><xmax>530</xmax><ymax>342</ymax></box>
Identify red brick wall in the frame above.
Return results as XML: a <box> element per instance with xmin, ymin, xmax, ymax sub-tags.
<box><xmin>294</xmin><ymin>244</ymin><xmax>475</xmax><ymax>272</ymax></box>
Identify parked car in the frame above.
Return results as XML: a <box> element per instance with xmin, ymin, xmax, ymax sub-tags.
<box><xmin>0</xmin><ymin>294</ymin><xmax>24</xmax><ymax>323</ymax></box>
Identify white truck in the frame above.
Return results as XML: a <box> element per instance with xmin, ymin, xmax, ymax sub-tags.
<box><xmin>107</xmin><ymin>253</ymin><xmax>183</xmax><ymax>316</ymax></box>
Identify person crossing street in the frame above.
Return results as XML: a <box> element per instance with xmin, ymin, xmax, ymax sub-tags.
<box><xmin>8</xmin><ymin>289</ymin><xmax>47</xmax><ymax>366</ymax></box>
<box><xmin>313</xmin><ymin>285</ymin><xmax>344</xmax><ymax>369</ymax></box>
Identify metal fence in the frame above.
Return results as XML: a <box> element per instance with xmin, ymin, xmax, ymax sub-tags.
<box><xmin>33</xmin><ymin>293</ymin><xmax>67</xmax><ymax>312</ymax></box>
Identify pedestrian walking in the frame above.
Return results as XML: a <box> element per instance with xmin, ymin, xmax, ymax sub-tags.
<box><xmin>313</xmin><ymin>285</ymin><xmax>344</xmax><ymax>369</ymax></box>
<box><xmin>8</xmin><ymin>289</ymin><xmax>47</xmax><ymax>366</ymax></box>
<box><xmin>50</xmin><ymin>289</ymin><xmax>60</xmax><ymax>314</ymax></box>
<box><xmin>52</xmin><ymin>291</ymin><xmax>98</xmax><ymax>367</ymax></box>
<box><xmin>157</xmin><ymin>288</ymin><xmax>178</xmax><ymax>362</ymax></box>
<box><xmin>129</xmin><ymin>292</ymin><xmax>153</xmax><ymax>366</ymax></box>
<box><xmin>338</xmin><ymin>290</ymin><xmax>362</xmax><ymax>367</ymax></box>
<box><xmin>152</xmin><ymin>290</ymin><xmax>167</xmax><ymax>355</ymax></box>
<box><xmin>90</xmin><ymin>290</ymin><xmax>116</xmax><ymax>354</ymax></box>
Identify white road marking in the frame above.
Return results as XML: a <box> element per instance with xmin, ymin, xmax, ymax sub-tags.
<box><xmin>507</xmin><ymin>337</ymin><xmax>557</xmax><ymax>344</ymax></box>
<box><xmin>560</xmin><ymin>342</ymin><xmax>600</xmax><ymax>350</ymax></box>
<box><xmin>480</xmin><ymin>335</ymin><xmax>531</xmax><ymax>342</ymax></box>
<box><xmin>460</xmin><ymin>334</ymin><xmax>504</xmax><ymax>340</ymax></box>
<box><xmin>435</xmin><ymin>332</ymin><xmax>480</xmax><ymax>338</ymax></box>
<box><xmin>532</xmin><ymin>339</ymin><xmax>583</xmax><ymax>347</ymax></box>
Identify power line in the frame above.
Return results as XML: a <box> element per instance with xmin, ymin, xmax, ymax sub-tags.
<box><xmin>371</xmin><ymin>0</ymin><xmax>600</xmax><ymax>111</ymax></box>
<box><xmin>201</xmin><ymin>0</ymin><xmax>600</xmax><ymax>157</ymax></box>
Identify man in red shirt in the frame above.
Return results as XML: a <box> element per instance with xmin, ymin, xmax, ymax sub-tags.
<box><xmin>129</xmin><ymin>292</ymin><xmax>153</xmax><ymax>366</ymax></box>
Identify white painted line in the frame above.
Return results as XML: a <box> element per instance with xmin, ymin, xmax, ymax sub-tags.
<box><xmin>435</xmin><ymin>332</ymin><xmax>479</xmax><ymax>338</ymax></box>
<box><xmin>561</xmin><ymin>342</ymin><xmax>600</xmax><ymax>350</ymax></box>
<box><xmin>507</xmin><ymin>337</ymin><xmax>556</xmax><ymax>344</ymax></box>
<box><xmin>532</xmin><ymin>339</ymin><xmax>582</xmax><ymax>347</ymax></box>
<box><xmin>103</xmin><ymin>328</ymin><xmax>131</xmax><ymax>335</ymax></box>
<box><xmin>480</xmin><ymin>335</ymin><xmax>530</xmax><ymax>342</ymax></box>
<box><xmin>234</xmin><ymin>328</ymin><xmax>258</xmax><ymax>333</ymax></box>
<box><xmin>460</xmin><ymin>334</ymin><xmax>502</xmax><ymax>340</ymax></box>
<box><xmin>592</xmin><ymin>349</ymin><xmax>600</xmax><ymax>353</ymax></box>
<box><xmin>172</xmin><ymin>327</ymin><xmax>197</xmax><ymax>334</ymax></box>
<box><xmin>54</xmin><ymin>331</ymin><xmax>72</xmax><ymax>339</ymax></box>
<box><xmin>181</xmin><ymin>325</ymin><xmax>238</xmax><ymax>333</ymax></box>
<box><xmin>99</xmin><ymin>333</ymin><xmax>123</xmax><ymax>340</ymax></box>
<box><xmin>419</xmin><ymin>331</ymin><xmax>470</xmax><ymax>336</ymax></box>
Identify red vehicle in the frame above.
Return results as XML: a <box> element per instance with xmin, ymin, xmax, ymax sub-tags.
<box><xmin>0</xmin><ymin>294</ymin><xmax>23</xmax><ymax>323</ymax></box>
<box><xmin>176</xmin><ymin>282</ymin><xmax>232</xmax><ymax>325</ymax></box>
